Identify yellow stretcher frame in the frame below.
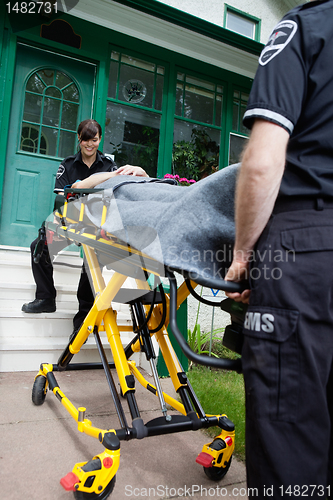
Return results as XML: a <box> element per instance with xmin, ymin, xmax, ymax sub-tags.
<box><xmin>32</xmin><ymin>188</ymin><xmax>240</xmax><ymax>500</ymax></box>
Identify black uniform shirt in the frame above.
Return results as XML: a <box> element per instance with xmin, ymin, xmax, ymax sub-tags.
<box><xmin>54</xmin><ymin>150</ymin><xmax>117</xmax><ymax>194</ymax></box>
<box><xmin>243</xmin><ymin>0</ymin><xmax>333</xmax><ymax>198</ymax></box>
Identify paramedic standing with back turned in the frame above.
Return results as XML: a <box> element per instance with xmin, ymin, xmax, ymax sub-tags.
<box><xmin>225</xmin><ymin>0</ymin><xmax>333</xmax><ymax>498</ymax></box>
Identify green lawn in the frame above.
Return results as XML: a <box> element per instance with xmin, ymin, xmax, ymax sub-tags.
<box><xmin>187</xmin><ymin>362</ymin><xmax>246</xmax><ymax>462</ymax></box>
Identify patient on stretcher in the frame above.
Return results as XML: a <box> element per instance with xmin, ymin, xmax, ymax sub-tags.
<box><xmin>50</xmin><ymin>163</ymin><xmax>239</xmax><ymax>285</ymax></box>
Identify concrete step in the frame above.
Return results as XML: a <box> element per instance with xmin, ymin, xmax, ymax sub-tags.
<box><xmin>0</xmin><ymin>260</ymin><xmax>82</xmax><ymax>285</ymax></box>
<box><xmin>0</xmin><ymin>276</ymin><xmax>127</xmax><ymax>313</ymax></box>
<box><xmin>0</xmin><ymin>245</ymin><xmax>140</xmax><ymax>372</ymax></box>
<box><xmin>0</xmin><ymin>282</ymin><xmax>78</xmax><ymax>311</ymax></box>
<box><xmin>0</xmin><ymin>249</ymin><xmax>117</xmax><ymax>290</ymax></box>
<box><xmin>0</xmin><ymin>315</ymin><xmax>135</xmax><ymax>373</ymax></box>
<box><xmin>0</xmin><ymin>245</ymin><xmax>83</xmax><ymax>286</ymax></box>
<box><xmin>0</xmin><ymin>244</ymin><xmax>32</xmax><ymax>261</ymax></box>
<box><xmin>0</xmin><ymin>308</ymin><xmax>132</xmax><ymax>325</ymax></box>
<box><xmin>0</xmin><ymin>345</ymin><xmax>148</xmax><ymax>373</ymax></box>
<box><xmin>0</xmin><ymin>338</ymin><xmax>136</xmax><ymax>373</ymax></box>
<box><xmin>0</xmin><ymin>244</ymin><xmax>81</xmax><ymax>261</ymax></box>
<box><xmin>0</xmin><ymin>330</ymin><xmax>134</xmax><ymax>349</ymax></box>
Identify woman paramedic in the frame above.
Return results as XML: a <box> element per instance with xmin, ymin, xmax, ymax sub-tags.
<box><xmin>22</xmin><ymin>118</ymin><xmax>148</xmax><ymax>337</ymax></box>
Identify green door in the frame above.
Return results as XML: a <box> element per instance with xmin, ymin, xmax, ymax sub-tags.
<box><xmin>0</xmin><ymin>43</ymin><xmax>96</xmax><ymax>247</ymax></box>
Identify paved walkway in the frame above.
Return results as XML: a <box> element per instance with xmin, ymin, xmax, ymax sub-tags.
<box><xmin>0</xmin><ymin>369</ymin><xmax>247</xmax><ymax>499</ymax></box>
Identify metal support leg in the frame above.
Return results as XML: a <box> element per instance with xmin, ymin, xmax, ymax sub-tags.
<box><xmin>94</xmin><ymin>327</ymin><xmax>129</xmax><ymax>432</ymax></box>
<box><xmin>132</xmin><ymin>300</ymin><xmax>171</xmax><ymax>421</ymax></box>
<box><xmin>149</xmin><ymin>357</ymin><xmax>171</xmax><ymax>421</ymax></box>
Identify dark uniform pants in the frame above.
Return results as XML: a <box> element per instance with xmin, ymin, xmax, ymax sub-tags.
<box><xmin>30</xmin><ymin>237</ymin><xmax>95</xmax><ymax>330</ymax></box>
<box><xmin>243</xmin><ymin>203</ymin><xmax>333</xmax><ymax>499</ymax></box>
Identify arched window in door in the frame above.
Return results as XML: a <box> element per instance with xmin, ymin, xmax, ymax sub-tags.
<box><xmin>20</xmin><ymin>68</ymin><xmax>80</xmax><ymax>158</ymax></box>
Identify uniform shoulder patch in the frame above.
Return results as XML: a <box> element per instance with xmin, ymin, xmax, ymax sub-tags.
<box><xmin>56</xmin><ymin>165</ymin><xmax>65</xmax><ymax>179</ymax></box>
<box><xmin>103</xmin><ymin>153</ymin><xmax>115</xmax><ymax>162</ymax></box>
<box><xmin>259</xmin><ymin>20</ymin><xmax>298</xmax><ymax>66</ymax></box>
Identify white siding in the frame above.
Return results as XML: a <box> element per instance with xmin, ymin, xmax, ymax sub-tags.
<box><xmin>156</xmin><ymin>0</ymin><xmax>308</xmax><ymax>43</ymax></box>
<box><xmin>70</xmin><ymin>0</ymin><xmax>259</xmax><ymax>78</ymax></box>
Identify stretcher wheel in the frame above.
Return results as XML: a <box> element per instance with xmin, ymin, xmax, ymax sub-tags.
<box><xmin>32</xmin><ymin>375</ymin><xmax>47</xmax><ymax>406</ymax></box>
<box><xmin>73</xmin><ymin>476</ymin><xmax>116</xmax><ymax>500</ymax></box>
<box><xmin>204</xmin><ymin>457</ymin><xmax>232</xmax><ymax>481</ymax></box>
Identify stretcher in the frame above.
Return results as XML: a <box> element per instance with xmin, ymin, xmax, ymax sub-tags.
<box><xmin>32</xmin><ymin>177</ymin><xmax>246</xmax><ymax>500</ymax></box>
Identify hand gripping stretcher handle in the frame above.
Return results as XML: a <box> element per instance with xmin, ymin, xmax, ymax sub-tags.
<box><xmin>166</xmin><ymin>271</ymin><xmax>246</xmax><ymax>372</ymax></box>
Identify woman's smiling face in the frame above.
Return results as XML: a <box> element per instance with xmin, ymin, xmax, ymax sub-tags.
<box><xmin>78</xmin><ymin>133</ymin><xmax>102</xmax><ymax>159</ymax></box>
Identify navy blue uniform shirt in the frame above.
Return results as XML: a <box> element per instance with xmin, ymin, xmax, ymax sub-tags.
<box><xmin>243</xmin><ymin>0</ymin><xmax>333</xmax><ymax>198</ymax></box>
<box><xmin>54</xmin><ymin>150</ymin><xmax>117</xmax><ymax>194</ymax></box>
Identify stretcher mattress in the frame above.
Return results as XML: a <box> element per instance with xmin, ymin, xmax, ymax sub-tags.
<box><xmin>76</xmin><ymin>163</ymin><xmax>239</xmax><ymax>281</ymax></box>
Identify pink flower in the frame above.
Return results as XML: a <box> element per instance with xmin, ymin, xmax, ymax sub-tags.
<box><xmin>164</xmin><ymin>173</ymin><xmax>196</xmax><ymax>185</ymax></box>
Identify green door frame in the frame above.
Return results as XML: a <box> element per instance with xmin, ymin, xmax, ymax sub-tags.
<box><xmin>0</xmin><ymin>8</ymin><xmax>16</xmax><ymax>217</ymax></box>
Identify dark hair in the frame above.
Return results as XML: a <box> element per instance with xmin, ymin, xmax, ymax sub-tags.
<box><xmin>77</xmin><ymin>119</ymin><xmax>102</xmax><ymax>142</ymax></box>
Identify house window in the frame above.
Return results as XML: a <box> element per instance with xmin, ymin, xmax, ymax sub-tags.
<box><xmin>229</xmin><ymin>89</ymin><xmax>249</xmax><ymax>165</ymax></box>
<box><xmin>232</xmin><ymin>90</ymin><xmax>249</xmax><ymax>135</ymax></box>
<box><xmin>104</xmin><ymin>51</ymin><xmax>164</xmax><ymax>178</ymax></box>
<box><xmin>21</xmin><ymin>125</ymin><xmax>48</xmax><ymax>155</ymax></box>
<box><xmin>103</xmin><ymin>47</ymin><xmax>253</xmax><ymax>179</ymax></box>
<box><xmin>173</xmin><ymin>72</ymin><xmax>223</xmax><ymax>180</ymax></box>
<box><xmin>224</xmin><ymin>6</ymin><xmax>260</xmax><ymax>41</ymax></box>
<box><xmin>20</xmin><ymin>68</ymin><xmax>79</xmax><ymax>157</ymax></box>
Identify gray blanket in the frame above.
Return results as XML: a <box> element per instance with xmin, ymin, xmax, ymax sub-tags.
<box><xmin>78</xmin><ymin>164</ymin><xmax>239</xmax><ymax>282</ymax></box>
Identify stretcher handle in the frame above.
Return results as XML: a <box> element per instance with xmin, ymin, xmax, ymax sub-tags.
<box><xmin>166</xmin><ymin>271</ymin><xmax>242</xmax><ymax>372</ymax></box>
<box><xmin>181</xmin><ymin>271</ymin><xmax>249</xmax><ymax>294</ymax></box>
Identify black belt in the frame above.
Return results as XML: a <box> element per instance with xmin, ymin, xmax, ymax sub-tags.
<box><xmin>273</xmin><ymin>196</ymin><xmax>333</xmax><ymax>214</ymax></box>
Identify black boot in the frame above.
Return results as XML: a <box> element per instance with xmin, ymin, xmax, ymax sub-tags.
<box><xmin>22</xmin><ymin>298</ymin><xmax>56</xmax><ymax>313</ymax></box>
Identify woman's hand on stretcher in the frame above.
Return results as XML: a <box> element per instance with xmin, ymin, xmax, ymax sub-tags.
<box><xmin>225</xmin><ymin>260</ymin><xmax>251</xmax><ymax>304</ymax></box>
<box><xmin>116</xmin><ymin>165</ymin><xmax>149</xmax><ymax>177</ymax></box>
<box><xmin>71</xmin><ymin>166</ymin><xmax>148</xmax><ymax>189</ymax></box>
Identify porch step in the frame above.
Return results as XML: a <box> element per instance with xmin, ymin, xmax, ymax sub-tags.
<box><xmin>0</xmin><ymin>341</ymin><xmax>134</xmax><ymax>373</ymax></box>
<box><xmin>0</xmin><ymin>245</ymin><xmax>136</xmax><ymax>372</ymax></box>
<box><xmin>0</xmin><ymin>255</ymin><xmax>83</xmax><ymax>285</ymax></box>
<box><xmin>0</xmin><ymin>309</ymin><xmax>132</xmax><ymax>324</ymax></box>
<box><xmin>0</xmin><ymin>282</ymin><xmax>78</xmax><ymax>311</ymax></box>
<box><xmin>0</xmin><ymin>341</ymin><xmax>151</xmax><ymax>373</ymax></box>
